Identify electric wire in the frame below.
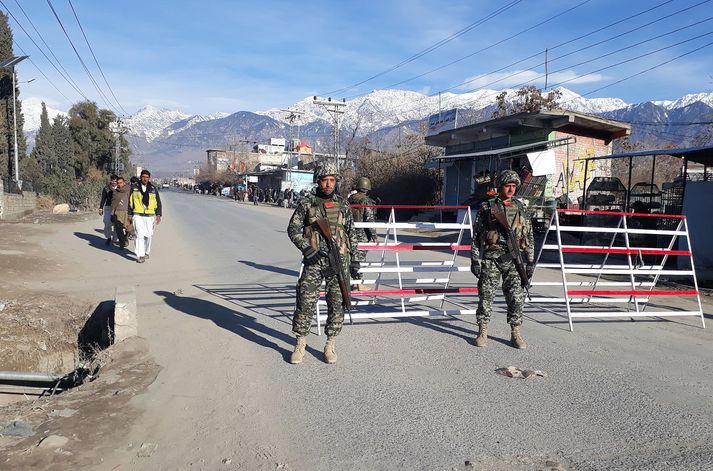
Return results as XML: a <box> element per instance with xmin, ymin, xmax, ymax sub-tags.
<box><xmin>66</xmin><ymin>0</ymin><xmax>128</xmax><ymax>115</ymax></box>
<box><xmin>352</xmin><ymin>0</ymin><xmax>598</xmax><ymax>97</ymax></box>
<box><xmin>12</xmin><ymin>0</ymin><xmax>81</xmax><ymax>94</ymax></box>
<box><xmin>45</xmin><ymin>0</ymin><xmax>119</xmax><ymax>114</ymax></box>
<box><xmin>345</xmin><ymin>0</ymin><xmax>713</xmax><ymax>127</ymax></box>
<box><xmin>0</xmin><ymin>0</ymin><xmax>88</xmax><ymax>100</ymax></box>
<box><xmin>323</xmin><ymin>0</ymin><xmax>524</xmax><ymax>96</ymax></box>
<box><xmin>11</xmin><ymin>40</ymin><xmax>72</xmax><ymax>102</ymax></box>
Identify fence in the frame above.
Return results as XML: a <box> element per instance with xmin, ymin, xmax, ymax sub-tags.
<box><xmin>315</xmin><ymin>205</ymin><xmax>476</xmax><ymax>335</ymax></box>
<box><xmin>532</xmin><ymin>208</ymin><xmax>704</xmax><ymax>331</ymax></box>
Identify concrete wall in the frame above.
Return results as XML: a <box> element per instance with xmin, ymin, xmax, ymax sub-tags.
<box><xmin>0</xmin><ymin>180</ymin><xmax>37</xmax><ymax>221</ymax></box>
<box><xmin>552</xmin><ymin>131</ymin><xmax>612</xmax><ymax>206</ymax></box>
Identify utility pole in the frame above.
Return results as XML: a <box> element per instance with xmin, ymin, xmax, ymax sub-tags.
<box><xmin>312</xmin><ymin>96</ymin><xmax>346</xmax><ymax>170</ymax></box>
<box><xmin>112</xmin><ymin>117</ymin><xmax>127</xmax><ymax>175</ymax></box>
<box><xmin>280</xmin><ymin>109</ymin><xmax>304</xmax><ymax>168</ymax></box>
<box><xmin>544</xmin><ymin>48</ymin><xmax>549</xmax><ymax>91</ymax></box>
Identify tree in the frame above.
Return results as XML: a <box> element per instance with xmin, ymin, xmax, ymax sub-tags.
<box><xmin>51</xmin><ymin>115</ymin><xmax>73</xmax><ymax>174</ymax></box>
<box><xmin>0</xmin><ymin>12</ymin><xmax>27</xmax><ymax>180</ymax></box>
<box><xmin>31</xmin><ymin>102</ymin><xmax>56</xmax><ymax>172</ymax></box>
<box><xmin>67</xmin><ymin>101</ymin><xmax>119</xmax><ymax>177</ymax></box>
<box><xmin>492</xmin><ymin>86</ymin><xmax>562</xmax><ymax>118</ymax></box>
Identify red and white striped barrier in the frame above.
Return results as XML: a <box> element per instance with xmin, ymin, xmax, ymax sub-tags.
<box><xmin>532</xmin><ymin>208</ymin><xmax>705</xmax><ymax>331</ymax></box>
<box><xmin>315</xmin><ymin>205</ymin><xmax>476</xmax><ymax>334</ymax></box>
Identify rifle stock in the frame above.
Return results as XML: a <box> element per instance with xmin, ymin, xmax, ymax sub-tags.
<box><xmin>314</xmin><ymin>219</ymin><xmax>353</xmax><ymax>316</ymax></box>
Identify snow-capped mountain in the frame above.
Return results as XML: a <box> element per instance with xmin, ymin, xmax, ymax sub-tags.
<box><xmin>123</xmin><ymin>105</ymin><xmax>191</xmax><ymax>141</ymax></box>
<box><xmin>260</xmin><ymin>87</ymin><xmax>630</xmax><ymax>134</ymax></box>
<box><xmin>161</xmin><ymin>112</ymin><xmax>230</xmax><ymax>138</ymax></box>
<box><xmin>21</xmin><ymin>86</ymin><xmax>713</xmax><ymax>174</ymax></box>
<box><xmin>22</xmin><ymin>97</ymin><xmax>66</xmax><ymax>132</ymax></box>
<box><xmin>663</xmin><ymin>92</ymin><xmax>713</xmax><ymax>110</ymax></box>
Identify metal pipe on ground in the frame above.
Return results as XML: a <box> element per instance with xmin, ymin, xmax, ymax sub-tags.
<box><xmin>0</xmin><ymin>371</ymin><xmax>65</xmax><ymax>383</ymax></box>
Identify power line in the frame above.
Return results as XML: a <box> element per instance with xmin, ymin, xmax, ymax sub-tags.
<box><xmin>0</xmin><ymin>0</ymin><xmax>89</xmax><ymax>100</ymax></box>
<box><xmin>368</xmin><ymin>12</ymin><xmax>713</xmax><ymax>126</ymax></box>
<box><xmin>565</xmin><ymin>38</ymin><xmax>713</xmax><ymax>104</ymax></box>
<box><xmin>323</xmin><ymin>0</ymin><xmax>524</xmax><ymax>96</ymax></box>
<box><xmin>361</xmin><ymin>0</ymin><xmax>598</xmax><ymax>97</ymax></box>
<box><xmin>10</xmin><ymin>40</ymin><xmax>72</xmax><ymax>102</ymax></box>
<box><xmin>66</xmin><ymin>0</ymin><xmax>128</xmax><ymax>115</ymax></box>
<box><xmin>45</xmin><ymin>0</ymin><xmax>119</xmax><ymax>114</ymax></box>
<box><xmin>439</xmin><ymin>0</ymin><xmax>706</xmax><ymax>96</ymax></box>
<box><xmin>361</xmin><ymin>0</ymin><xmax>712</xmax><ymax>124</ymax></box>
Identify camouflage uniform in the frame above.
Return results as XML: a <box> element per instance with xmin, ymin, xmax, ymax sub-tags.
<box><xmin>288</xmin><ymin>188</ymin><xmax>358</xmax><ymax>337</ymax></box>
<box><xmin>347</xmin><ymin>190</ymin><xmax>377</xmax><ymax>263</ymax></box>
<box><xmin>471</xmin><ymin>175</ymin><xmax>534</xmax><ymax>327</ymax></box>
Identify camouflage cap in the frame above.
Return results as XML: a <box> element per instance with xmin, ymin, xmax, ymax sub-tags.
<box><xmin>314</xmin><ymin>160</ymin><xmax>339</xmax><ymax>181</ymax></box>
<box><xmin>496</xmin><ymin>170</ymin><xmax>521</xmax><ymax>188</ymax></box>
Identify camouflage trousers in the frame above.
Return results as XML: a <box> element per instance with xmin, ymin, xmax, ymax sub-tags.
<box><xmin>292</xmin><ymin>260</ymin><xmax>346</xmax><ymax>337</ymax></box>
<box><xmin>476</xmin><ymin>256</ymin><xmax>525</xmax><ymax>326</ymax></box>
<box><xmin>352</xmin><ymin>230</ymin><xmax>370</xmax><ymax>263</ymax></box>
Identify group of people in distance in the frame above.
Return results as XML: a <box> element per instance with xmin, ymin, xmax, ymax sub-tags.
<box><xmin>99</xmin><ymin>169</ymin><xmax>162</xmax><ymax>263</ymax></box>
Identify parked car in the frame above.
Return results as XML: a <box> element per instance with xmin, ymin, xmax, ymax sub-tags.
<box><xmin>162</xmin><ymin>183</ymin><xmax>169</xmax><ymax>189</ymax></box>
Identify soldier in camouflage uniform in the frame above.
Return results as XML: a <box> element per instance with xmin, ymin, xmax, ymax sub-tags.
<box><xmin>347</xmin><ymin>176</ymin><xmax>378</xmax><ymax>267</ymax></box>
<box><xmin>470</xmin><ymin>170</ymin><xmax>535</xmax><ymax>349</ymax></box>
<box><xmin>287</xmin><ymin>161</ymin><xmax>359</xmax><ymax>364</ymax></box>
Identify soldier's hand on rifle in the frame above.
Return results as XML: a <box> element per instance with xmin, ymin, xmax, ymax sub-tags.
<box><xmin>349</xmin><ymin>261</ymin><xmax>361</xmax><ymax>279</ymax></box>
<box><xmin>470</xmin><ymin>261</ymin><xmax>481</xmax><ymax>278</ymax></box>
<box><xmin>526</xmin><ymin>262</ymin><xmax>535</xmax><ymax>280</ymax></box>
<box><xmin>302</xmin><ymin>246</ymin><xmax>326</xmax><ymax>265</ymax></box>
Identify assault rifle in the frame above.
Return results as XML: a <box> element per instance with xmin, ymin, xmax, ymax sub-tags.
<box><xmin>490</xmin><ymin>201</ymin><xmax>532</xmax><ymax>298</ymax></box>
<box><xmin>314</xmin><ymin>218</ymin><xmax>353</xmax><ymax>323</ymax></box>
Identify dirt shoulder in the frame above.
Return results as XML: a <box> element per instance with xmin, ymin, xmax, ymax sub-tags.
<box><xmin>0</xmin><ymin>211</ymin><xmax>161</xmax><ymax>470</ymax></box>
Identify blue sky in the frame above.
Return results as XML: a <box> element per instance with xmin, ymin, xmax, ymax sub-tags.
<box><xmin>7</xmin><ymin>0</ymin><xmax>713</xmax><ymax>115</ymax></box>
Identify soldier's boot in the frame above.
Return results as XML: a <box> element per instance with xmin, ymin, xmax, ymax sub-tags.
<box><xmin>510</xmin><ymin>325</ymin><xmax>527</xmax><ymax>349</ymax></box>
<box><xmin>323</xmin><ymin>337</ymin><xmax>337</xmax><ymax>364</ymax></box>
<box><xmin>290</xmin><ymin>336</ymin><xmax>307</xmax><ymax>364</ymax></box>
<box><xmin>475</xmin><ymin>322</ymin><xmax>489</xmax><ymax>347</ymax></box>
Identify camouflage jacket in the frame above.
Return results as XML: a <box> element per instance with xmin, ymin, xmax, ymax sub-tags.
<box><xmin>348</xmin><ymin>192</ymin><xmax>376</xmax><ymax>222</ymax></box>
<box><xmin>287</xmin><ymin>190</ymin><xmax>358</xmax><ymax>258</ymax></box>
<box><xmin>471</xmin><ymin>196</ymin><xmax>535</xmax><ymax>263</ymax></box>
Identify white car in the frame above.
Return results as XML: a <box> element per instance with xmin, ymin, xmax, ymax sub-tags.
<box><xmin>162</xmin><ymin>183</ymin><xmax>169</xmax><ymax>188</ymax></box>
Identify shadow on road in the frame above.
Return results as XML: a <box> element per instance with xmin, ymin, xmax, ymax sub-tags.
<box><xmin>73</xmin><ymin>231</ymin><xmax>135</xmax><ymax>261</ymax></box>
<box><xmin>237</xmin><ymin>260</ymin><xmax>299</xmax><ymax>277</ymax></box>
<box><xmin>155</xmin><ymin>290</ymin><xmax>314</xmax><ymax>362</ymax></box>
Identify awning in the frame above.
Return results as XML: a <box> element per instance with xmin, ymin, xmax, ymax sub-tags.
<box><xmin>429</xmin><ymin>137</ymin><xmax>574</xmax><ymax>162</ymax></box>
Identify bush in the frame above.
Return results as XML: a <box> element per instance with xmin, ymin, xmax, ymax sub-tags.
<box><xmin>39</xmin><ymin>168</ymin><xmax>105</xmax><ymax>210</ymax></box>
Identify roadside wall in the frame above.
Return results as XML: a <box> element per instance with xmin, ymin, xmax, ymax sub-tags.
<box><xmin>0</xmin><ymin>180</ymin><xmax>37</xmax><ymax>221</ymax></box>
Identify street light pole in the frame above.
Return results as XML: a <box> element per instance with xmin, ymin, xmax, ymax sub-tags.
<box><xmin>12</xmin><ymin>67</ymin><xmax>20</xmax><ymax>186</ymax></box>
<box><xmin>0</xmin><ymin>55</ymin><xmax>28</xmax><ymax>189</ymax></box>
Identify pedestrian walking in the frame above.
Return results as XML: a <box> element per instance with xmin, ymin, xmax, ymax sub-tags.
<box><xmin>287</xmin><ymin>161</ymin><xmax>358</xmax><ymax>365</ymax></box>
<box><xmin>470</xmin><ymin>170</ymin><xmax>535</xmax><ymax>349</ymax></box>
<box><xmin>348</xmin><ymin>176</ymin><xmax>378</xmax><ymax>274</ymax></box>
<box><xmin>111</xmin><ymin>176</ymin><xmax>130</xmax><ymax>248</ymax></box>
<box><xmin>129</xmin><ymin>169</ymin><xmax>162</xmax><ymax>263</ymax></box>
<box><xmin>99</xmin><ymin>174</ymin><xmax>118</xmax><ymax>245</ymax></box>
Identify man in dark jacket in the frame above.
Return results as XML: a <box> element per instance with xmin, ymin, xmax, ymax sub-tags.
<box><xmin>99</xmin><ymin>174</ymin><xmax>118</xmax><ymax>245</ymax></box>
<box><xmin>111</xmin><ymin>176</ymin><xmax>130</xmax><ymax>248</ymax></box>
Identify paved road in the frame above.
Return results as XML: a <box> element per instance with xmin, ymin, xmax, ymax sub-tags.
<box><xmin>88</xmin><ymin>191</ymin><xmax>713</xmax><ymax>470</ymax></box>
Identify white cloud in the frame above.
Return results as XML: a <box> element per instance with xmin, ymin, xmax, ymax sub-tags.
<box><xmin>458</xmin><ymin>69</ymin><xmax>606</xmax><ymax>90</ymax></box>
